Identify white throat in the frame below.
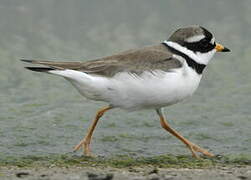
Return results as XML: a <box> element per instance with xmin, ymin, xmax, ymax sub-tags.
<box><xmin>163</xmin><ymin>40</ymin><xmax>216</xmax><ymax>65</ymax></box>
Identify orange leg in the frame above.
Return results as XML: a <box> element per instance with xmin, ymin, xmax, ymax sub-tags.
<box><xmin>156</xmin><ymin>109</ymin><xmax>214</xmax><ymax>158</ymax></box>
<box><xmin>73</xmin><ymin>106</ymin><xmax>112</xmax><ymax>156</ymax></box>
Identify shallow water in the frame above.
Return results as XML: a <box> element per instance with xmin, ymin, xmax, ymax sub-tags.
<box><xmin>0</xmin><ymin>0</ymin><xmax>251</xmax><ymax>161</ymax></box>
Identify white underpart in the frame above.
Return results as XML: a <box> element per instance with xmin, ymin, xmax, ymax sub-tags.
<box><xmin>48</xmin><ymin>61</ymin><xmax>202</xmax><ymax>111</ymax></box>
<box><xmin>163</xmin><ymin>40</ymin><xmax>216</xmax><ymax>65</ymax></box>
<box><xmin>49</xmin><ymin>69</ymin><xmax>108</xmax><ymax>99</ymax></box>
<box><xmin>185</xmin><ymin>35</ymin><xmax>205</xmax><ymax>43</ymax></box>
<box><xmin>46</xmin><ymin>39</ymin><xmax>218</xmax><ymax>111</ymax></box>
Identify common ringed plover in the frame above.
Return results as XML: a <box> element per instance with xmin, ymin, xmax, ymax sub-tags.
<box><xmin>21</xmin><ymin>25</ymin><xmax>230</xmax><ymax>158</ymax></box>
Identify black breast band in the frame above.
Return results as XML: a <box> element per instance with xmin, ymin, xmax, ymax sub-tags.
<box><xmin>162</xmin><ymin>42</ymin><xmax>206</xmax><ymax>74</ymax></box>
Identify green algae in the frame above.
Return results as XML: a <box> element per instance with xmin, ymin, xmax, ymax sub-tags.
<box><xmin>1</xmin><ymin>154</ymin><xmax>250</xmax><ymax>169</ymax></box>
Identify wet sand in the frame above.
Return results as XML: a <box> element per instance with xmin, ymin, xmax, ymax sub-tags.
<box><xmin>1</xmin><ymin>166</ymin><xmax>251</xmax><ymax>180</ymax></box>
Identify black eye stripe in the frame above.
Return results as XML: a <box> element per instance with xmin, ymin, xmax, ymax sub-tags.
<box><xmin>181</xmin><ymin>26</ymin><xmax>216</xmax><ymax>53</ymax></box>
<box><xmin>200</xmin><ymin>38</ymin><xmax>210</xmax><ymax>44</ymax></box>
<box><xmin>184</xmin><ymin>37</ymin><xmax>215</xmax><ymax>53</ymax></box>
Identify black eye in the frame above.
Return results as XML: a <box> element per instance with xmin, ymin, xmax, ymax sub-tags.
<box><xmin>200</xmin><ymin>39</ymin><xmax>209</xmax><ymax>46</ymax></box>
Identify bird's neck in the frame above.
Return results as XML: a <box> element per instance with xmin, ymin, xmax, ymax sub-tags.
<box><xmin>162</xmin><ymin>40</ymin><xmax>215</xmax><ymax>74</ymax></box>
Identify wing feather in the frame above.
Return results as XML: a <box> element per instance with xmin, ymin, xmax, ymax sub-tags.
<box><xmin>21</xmin><ymin>44</ymin><xmax>182</xmax><ymax>77</ymax></box>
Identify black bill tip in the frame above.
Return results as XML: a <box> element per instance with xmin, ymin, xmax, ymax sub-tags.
<box><xmin>222</xmin><ymin>47</ymin><xmax>231</xmax><ymax>52</ymax></box>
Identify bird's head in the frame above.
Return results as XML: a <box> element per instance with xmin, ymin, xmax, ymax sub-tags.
<box><xmin>166</xmin><ymin>25</ymin><xmax>230</xmax><ymax>65</ymax></box>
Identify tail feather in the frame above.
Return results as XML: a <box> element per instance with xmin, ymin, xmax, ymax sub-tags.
<box><xmin>25</xmin><ymin>67</ymin><xmax>56</xmax><ymax>72</ymax></box>
<box><xmin>20</xmin><ymin>58</ymin><xmax>82</xmax><ymax>69</ymax></box>
<box><xmin>20</xmin><ymin>59</ymin><xmax>34</xmax><ymax>63</ymax></box>
<box><xmin>21</xmin><ymin>59</ymin><xmax>94</xmax><ymax>83</ymax></box>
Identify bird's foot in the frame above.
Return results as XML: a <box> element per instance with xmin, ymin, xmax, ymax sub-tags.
<box><xmin>187</xmin><ymin>143</ymin><xmax>214</xmax><ymax>159</ymax></box>
<box><xmin>73</xmin><ymin>139</ymin><xmax>94</xmax><ymax>157</ymax></box>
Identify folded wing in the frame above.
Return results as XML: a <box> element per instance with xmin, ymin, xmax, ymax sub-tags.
<box><xmin>21</xmin><ymin>44</ymin><xmax>182</xmax><ymax>77</ymax></box>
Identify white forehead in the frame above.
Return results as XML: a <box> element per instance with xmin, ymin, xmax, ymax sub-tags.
<box><xmin>185</xmin><ymin>35</ymin><xmax>205</xmax><ymax>43</ymax></box>
<box><xmin>210</xmin><ymin>37</ymin><xmax>215</xmax><ymax>44</ymax></box>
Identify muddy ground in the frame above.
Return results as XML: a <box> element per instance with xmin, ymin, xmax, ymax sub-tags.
<box><xmin>1</xmin><ymin>166</ymin><xmax>251</xmax><ymax>180</ymax></box>
<box><xmin>1</xmin><ymin>154</ymin><xmax>251</xmax><ymax>180</ymax></box>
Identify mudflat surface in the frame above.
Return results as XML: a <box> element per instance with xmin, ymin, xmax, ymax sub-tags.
<box><xmin>1</xmin><ymin>154</ymin><xmax>251</xmax><ymax>180</ymax></box>
<box><xmin>1</xmin><ymin>166</ymin><xmax>251</xmax><ymax>180</ymax></box>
